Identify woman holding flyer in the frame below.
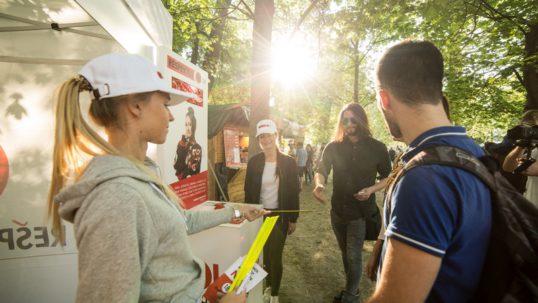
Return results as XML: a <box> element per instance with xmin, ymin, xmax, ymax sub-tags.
<box><xmin>244</xmin><ymin>119</ymin><xmax>301</xmax><ymax>303</ymax></box>
<box><xmin>47</xmin><ymin>53</ymin><xmax>266</xmax><ymax>303</ymax></box>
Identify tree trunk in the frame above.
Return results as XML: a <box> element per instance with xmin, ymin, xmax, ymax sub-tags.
<box><xmin>351</xmin><ymin>40</ymin><xmax>359</xmax><ymax>103</ymax></box>
<box><xmin>190</xmin><ymin>22</ymin><xmax>201</xmax><ymax>65</ymax></box>
<box><xmin>353</xmin><ymin>57</ymin><xmax>359</xmax><ymax>103</ymax></box>
<box><xmin>524</xmin><ymin>23</ymin><xmax>538</xmax><ymax>110</ymax></box>
<box><xmin>202</xmin><ymin>0</ymin><xmax>233</xmax><ymax>88</ymax></box>
<box><xmin>248</xmin><ymin>0</ymin><xmax>274</xmax><ymax>159</ymax></box>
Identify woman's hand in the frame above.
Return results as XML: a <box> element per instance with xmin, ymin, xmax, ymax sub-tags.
<box><xmin>218</xmin><ymin>290</ymin><xmax>246</xmax><ymax>303</ymax></box>
<box><xmin>287</xmin><ymin>222</ymin><xmax>297</xmax><ymax>235</ymax></box>
<box><xmin>236</xmin><ymin>204</ymin><xmax>270</xmax><ymax>222</ymax></box>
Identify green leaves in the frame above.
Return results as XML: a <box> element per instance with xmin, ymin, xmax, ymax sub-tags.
<box><xmin>163</xmin><ymin>0</ymin><xmax>537</xmax><ymax>144</ymax></box>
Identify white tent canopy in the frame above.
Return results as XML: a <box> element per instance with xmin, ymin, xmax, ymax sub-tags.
<box><xmin>0</xmin><ymin>0</ymin><xmax>174</xmax><ymax>64</ymax></box>
<box><xmin>0</xmin><ymin>1</ymin><xmax>179</xmax><ymax>302</ymax></box>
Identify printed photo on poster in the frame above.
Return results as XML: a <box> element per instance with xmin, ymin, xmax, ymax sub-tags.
<box><xmin>173</xmin><ymin>107</ymin><xmax>203</xmax><ymax>180</ymax></box>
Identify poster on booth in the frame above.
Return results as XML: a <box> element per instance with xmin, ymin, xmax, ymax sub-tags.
<box><xmin>224</xmin><ymin>128</ymin><xmax>241</xmax><ymax>168</ymax></box>
<box><xmin>156</xmin><ymin>50</ymin><xmax>209</xmax><ymax>209</ymax></box>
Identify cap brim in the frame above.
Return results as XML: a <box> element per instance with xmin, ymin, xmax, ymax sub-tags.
<box><xmin>160</xmin><ymin>87</ymin><xmax>197</xmax><ymax>105</ymax></box>
<box><xmin>256</xmin><ymin>129</ymin><xmax>277</xmax><ymax>137</ymax></box>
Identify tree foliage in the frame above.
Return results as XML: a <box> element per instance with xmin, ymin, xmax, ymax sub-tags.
<box><xmin>164</xmin><ymin>0</ymin><xmax>538</xmax><ymax>144</ymax></box>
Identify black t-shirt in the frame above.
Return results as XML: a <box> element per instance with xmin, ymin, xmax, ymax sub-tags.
<box><xmin>317</xmin><ymin>137</ymin><xmax>391</xmax><ymax>220</ymax></box>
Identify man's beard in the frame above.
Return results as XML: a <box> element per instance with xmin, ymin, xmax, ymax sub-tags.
<box><xmin>345</xmin><ymin>126</ymin><xmax>358</xmax><ymax>137</ymax></box>
<box><xmin>381</xmin><ymin>110</ymin><xmax>403</xmax><ymax>140</ymax></box>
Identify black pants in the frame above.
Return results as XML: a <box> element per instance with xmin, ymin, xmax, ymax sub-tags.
<box><xmin>331</xmin><ymin>211</ymin><xmax>366</xmax><ymax>303</ymax></box>
<box><xmin>263</xmin><ymin>216</ymin><xmax>288</xmax><ymax>296</ymax></box>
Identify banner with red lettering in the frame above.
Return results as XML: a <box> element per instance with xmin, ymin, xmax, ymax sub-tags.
<box><xmin>157</xmin><ymin>49</ymin><xmax>209</xmax><ymax>209</ymax></box>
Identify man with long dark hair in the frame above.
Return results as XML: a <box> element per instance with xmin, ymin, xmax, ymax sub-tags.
<box><xmin>313</xmin><ymin>103</ymin><xmax>391</xmax><ymax>303</ymax></box>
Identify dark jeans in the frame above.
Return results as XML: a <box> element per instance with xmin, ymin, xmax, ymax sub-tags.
<box><xmin>305</xmin><ymin>164</ymin><xmax>313</xmax><ymax>184</ymax></box>
<box><xmin>263</xmin><ymin>216</ymin><xmax>288</xmax><ymax>296</ymax></box>
<box><xmin>331</xmin><ymin>210</ymin><xmax>366</xmax><ymax>303</ymax></box>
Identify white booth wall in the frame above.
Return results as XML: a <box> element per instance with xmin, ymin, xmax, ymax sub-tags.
<box><xmin>0</xmin><ymin>2</ymin><xmax>127</xmax><ymax>302</ymax></box>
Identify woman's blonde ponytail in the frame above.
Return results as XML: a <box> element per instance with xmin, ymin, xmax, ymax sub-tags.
<box><xmin>47</xmin><ymin>76</ymin><xmax>117</xmax><ymax>241</ymax></box>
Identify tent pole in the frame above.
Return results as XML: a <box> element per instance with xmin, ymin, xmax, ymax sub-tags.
<box><xmin>0</xmin><ymin>56</ymin><xmax>86</xmax><ymax>65</ymax></box>
<box><xmin>0</xmin><ymin>13</ymin><xmax>111</xmax><ymax>40</ymax></box>
<box><xmin>0</xmin><ymin>21</ymin><xmax>98</xmax><ymax>32</ymax></box>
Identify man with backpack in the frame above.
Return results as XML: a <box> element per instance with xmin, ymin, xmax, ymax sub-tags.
<box><xmin>367</xmin><ymin>40</ymin><xmax>493</xmax><ymax>302</ymax></box>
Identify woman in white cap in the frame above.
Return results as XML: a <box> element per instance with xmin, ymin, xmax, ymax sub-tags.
<box><xmin>244</xmin><ymin>119</ymin><xmax>301</xmax><ymax>303</ymax></box>
<box><xmin>47</xmin><ymin>53</ymin><xmax>266</xmax><ymax>303</ymax></box>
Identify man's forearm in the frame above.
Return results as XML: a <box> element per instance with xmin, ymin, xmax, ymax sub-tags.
<box><xmin>314</xmin><ymin>173</ymin><xmax>326</xmax><ymax>186</ymax></box>
<box><xmin>369</xmin><ymin>177</ymin><xmax>388</xmax><ymax>193</ymax></box>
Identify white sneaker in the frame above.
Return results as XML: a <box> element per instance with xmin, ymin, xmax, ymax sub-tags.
<box><xmin>270</xmin><ymin>296</ymin><xmax>279</xmax><ymax>303</ymax></box>
<box><xmin>263</xmin><ymin>287</ymin><xmax>271</xmax><ymax>303</ymax></box>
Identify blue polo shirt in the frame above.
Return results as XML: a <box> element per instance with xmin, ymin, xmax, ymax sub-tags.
<box><xmin>381</xmin><ymin>126</ymin><xmax>492</xmax><ymax>302</ymax></box>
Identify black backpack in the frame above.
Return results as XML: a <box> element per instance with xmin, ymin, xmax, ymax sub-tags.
<box><xmin>387</xmin><ymin>145</ymin><xmax>538</xmax><ymax>303</ymax></box>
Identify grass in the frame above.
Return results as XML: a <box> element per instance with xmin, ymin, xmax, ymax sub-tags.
<box><xmin>277</xmin><ymin>180</ymin><xmax>380</xmax><ymax>303</ymax></box>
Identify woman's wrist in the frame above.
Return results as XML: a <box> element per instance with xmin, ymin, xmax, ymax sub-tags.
<box><xmin>233</xmin><ymin>208</ymin><xmax>244</xmax><ymax>219</ymax></box>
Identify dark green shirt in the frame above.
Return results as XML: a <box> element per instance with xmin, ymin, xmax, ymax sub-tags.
<box><xmin>317</xmin><ymin>137</ymin><xmax>391</xmax><ymax>220</ymax></box>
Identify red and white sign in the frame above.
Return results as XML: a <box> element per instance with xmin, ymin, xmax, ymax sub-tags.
<box><xmin>170</xmin><ymin>171</ymin><xmax>208</xmax><ymax>209</ymax></box>
<box><xmin>157</xmin><ymin>49</ymin><xmax>209</xmax><ymax>209</ymax></box>
<box><xmin>171</xmin><ymin>76</ymin><xmax>204</xmax><ymax>107</ymax></box>
<box><xmin>167</xmin><ymin>55</ymin><xmax>195</xmax><ymax>80</ymax></box>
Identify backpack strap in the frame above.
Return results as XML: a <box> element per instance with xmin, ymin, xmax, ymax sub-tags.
<box><xmin>384</xmin><ymin>144</ymin><xmax>495</xmax><ymax>216</ymax></box>
<box><xmin>405</xmin><ymin>145</ymin><xmax>496</xmax><ymax>190</ymax></box>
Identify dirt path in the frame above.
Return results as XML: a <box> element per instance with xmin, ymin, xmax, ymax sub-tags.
<box><xmin>278</xmin><ymin>181</ymin><xmax>378</xmax><ymax>303</ymax></box>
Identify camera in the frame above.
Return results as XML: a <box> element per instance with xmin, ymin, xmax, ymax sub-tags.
<box><xmin>505</xmin><ymin>125</ymin><xmax>538</xmax><ymax>174</ymax></box>
<box><xmin>506</xmin><ymin>125</ymin><xmax>538</xmax><ymax>147</ymax></box>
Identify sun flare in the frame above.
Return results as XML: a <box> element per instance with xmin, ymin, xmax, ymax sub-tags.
<box><xmin>272</xmin><ymin>40</ymin><xmax>317</xmax><ymax>88</ymax></box>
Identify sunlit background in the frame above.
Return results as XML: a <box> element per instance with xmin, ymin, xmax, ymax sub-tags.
<box><xmin>271</xmin><ymin>33</ymin><xmax>318</xmax><ymax>89</ymax></box>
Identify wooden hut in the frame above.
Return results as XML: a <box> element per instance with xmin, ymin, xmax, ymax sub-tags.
<box><xmin>208</xmin><ymin>104</ymin><xmax>250</xmax><ymax>202</ymax></box>
<box><xmin>207</xmin><ymin>104</ymin><xmax>305</xmax><ymax>203</ymax></box>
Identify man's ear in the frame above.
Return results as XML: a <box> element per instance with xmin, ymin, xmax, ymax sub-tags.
<box><xmin>378</xmin><ymin>89</ymin><xmax>391</xmax><ymax>111</ymax></box>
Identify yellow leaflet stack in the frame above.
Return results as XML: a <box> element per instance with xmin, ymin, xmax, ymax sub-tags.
<box><xmin>229</xmin><ymin>216</ymin><xmax>279</xmax><ymax>293</ymax></box>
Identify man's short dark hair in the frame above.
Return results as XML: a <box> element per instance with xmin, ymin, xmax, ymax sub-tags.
<box><xmin>376</xmin><ymin>40</ymin><xmax>444</xmax><ymax>105</ymax></box>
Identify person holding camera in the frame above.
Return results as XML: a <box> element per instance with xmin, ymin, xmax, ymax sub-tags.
<box><xmin>502</xmin><ymin>110</ymin><xmax>538</xmax><ymax>207</ymax></box>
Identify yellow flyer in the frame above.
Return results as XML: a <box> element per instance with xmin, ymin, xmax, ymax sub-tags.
<box><xmin>229</xmin><ymin>216</ymin><xmax>279</xmax><ymax>293</ymax></box>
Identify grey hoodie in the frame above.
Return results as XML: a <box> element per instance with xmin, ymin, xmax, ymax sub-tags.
<box><xmin>55</xmin><ymin>155</ymin><xmax>233</xmax><ymax>303</ymax></box>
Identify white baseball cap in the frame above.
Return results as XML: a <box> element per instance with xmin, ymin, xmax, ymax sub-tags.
<box><xmin>79</xmin><ymin>53</ymin><xmax>195</xmax><ymax>105</ymax></box>
<box><xmin>256</xmin><ymin>119</ymin><xmax>278</xmax><ymax>137</ymax></box>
